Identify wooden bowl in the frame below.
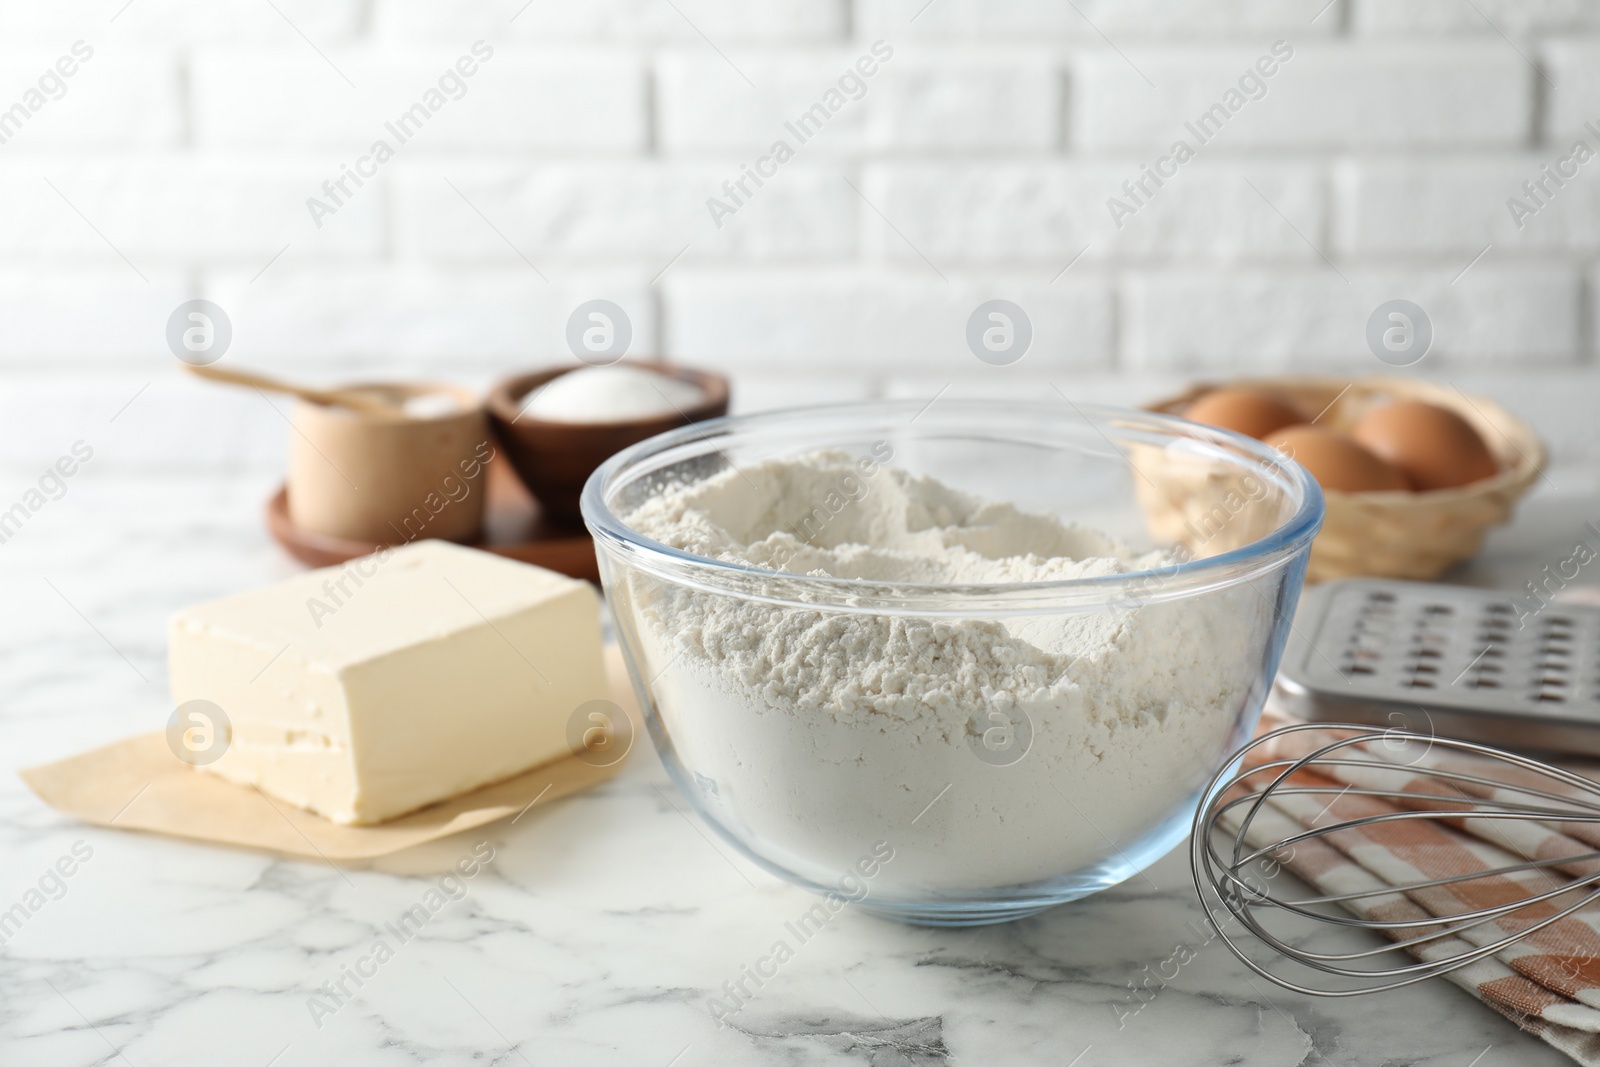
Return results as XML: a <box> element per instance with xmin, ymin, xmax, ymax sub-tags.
<box><xmin>287</xmin><ymin>381</ymin><xmax>489</xmax><ymax>545</ymax></box>
<box><xmin>1144</xmin><ymin>376</ymin><xmax>1546</xmax><ymax>583</ymax></box>
<box><xmin>485</xmin><ymin>361</ymin><xmax>729</xmax><ymax>527</ymax></box>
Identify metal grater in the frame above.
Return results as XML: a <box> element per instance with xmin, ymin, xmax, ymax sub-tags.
<box><xmin>1274</xmin><ymin>577</ymin><xmax>1600</xmax><ymax>756</ymax></box>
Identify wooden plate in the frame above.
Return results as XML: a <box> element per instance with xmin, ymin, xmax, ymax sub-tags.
<box><xmin>266</xmin><ymin>459</ymin><xmax>599</xmax><ymax>581</ymax></box>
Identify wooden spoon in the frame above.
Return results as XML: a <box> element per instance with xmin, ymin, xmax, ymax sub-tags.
<box><xmin>182</xmin><ymin>362</ymin><xmax>397</xmax><ymax>416</ymax></box>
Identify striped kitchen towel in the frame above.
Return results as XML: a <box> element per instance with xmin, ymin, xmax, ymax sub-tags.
<box><xmin>1220</xmin><ymin>722</ymin><xmax>1600</xmax><ymax>1065</ymax></box>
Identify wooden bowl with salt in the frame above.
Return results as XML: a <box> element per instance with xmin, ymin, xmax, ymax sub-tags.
<box><xmin>485</xmin><ymin>361</ymin><xmax>729</xmax><ymax>527</ymax></box>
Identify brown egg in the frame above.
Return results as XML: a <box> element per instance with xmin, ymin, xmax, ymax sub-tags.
<box><xmin>1264</xmin><ymin>425</ymin><xmax>1411</xmax><ymax>493</ymax></box>
<box><xmin>1351</xmin><ymin>400</ymin><xmax>1499</xmax><ymax>491</ymax></box>
<box><xmin>1184</xmin><ymin>387</ymin><xmax>1305</xmax><ymax>440</ymax></box>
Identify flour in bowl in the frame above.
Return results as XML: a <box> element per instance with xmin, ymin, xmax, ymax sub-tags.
<box><xmin>621</xmin><ymin>451</ymin><xmax>1261</xmax><ymax>893</ymax></box>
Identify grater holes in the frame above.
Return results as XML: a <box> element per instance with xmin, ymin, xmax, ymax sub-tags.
<box><xmin>1400</xmin><ymin>607</ymin><xmax>1459</xmax><ymax>689</ymax></box>
<box><xmin>1310</xmin><ymin>583</ymin><xmax>1600</xmax><ymax>723</ymax></box>
<box><xmin>1340</xmin><ymin>596</ymin><xmax>1403</xmax><ymax>679</ymax></box>
<box><xmin>1361</xmin><ymin>592</ymin><xmax>1398</xmax><ymax>616</ymax></box>
<box><xmin>1532</xmin><ymin>658</ymin><xmax>1573</xmax><ymax>703</ymax></box>
<box><xmin>1341</xmin><ymin>650</ymin><xmax>1381</xmax><ymax>678</ymax></box>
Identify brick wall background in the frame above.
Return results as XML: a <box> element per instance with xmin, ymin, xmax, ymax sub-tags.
<box><xmin>2</xmin><ymin>0</ymin><xmax>1599</xmax><ymax>474</ymax></box>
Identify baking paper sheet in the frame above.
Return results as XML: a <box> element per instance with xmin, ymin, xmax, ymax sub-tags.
<box><xmin>18</xmin><ymin>646</ymin><xmax>641</xmax><ymax>859</ymax></box>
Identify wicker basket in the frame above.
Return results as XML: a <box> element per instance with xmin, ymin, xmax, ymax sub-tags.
<box><xmin>1142</xmin><ymin>376</ymin><xmax>1546</xmax><ymax>584</ymax></box>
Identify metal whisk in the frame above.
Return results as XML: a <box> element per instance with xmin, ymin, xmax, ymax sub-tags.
<box><xmin>1192</xmin><ymin>721</ymin><xmax>1600</xmax><ymax>996</ymax></box>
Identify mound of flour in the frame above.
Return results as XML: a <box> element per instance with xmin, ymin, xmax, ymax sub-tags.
<box><xmin>624</xmin><ymin>452</ymin><xmax>1257</xmax><ymax>892</ymax></box>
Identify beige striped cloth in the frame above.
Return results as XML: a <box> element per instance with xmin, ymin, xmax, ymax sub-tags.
<box><xmin>1225</xmin><ymin>719</ymin><xmax>1600</xmax><ymax>1064</ymax></box>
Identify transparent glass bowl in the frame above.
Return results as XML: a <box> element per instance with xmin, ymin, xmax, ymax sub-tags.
<box><xmin>582</xmin><ymin>401</ymin><xmax>1323</xmax><ymax>926</ymax></box>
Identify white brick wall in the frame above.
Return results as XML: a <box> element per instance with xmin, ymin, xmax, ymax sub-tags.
<box><xmin>0</xmin><ymin>47</ymin><xmax>181</xmax><ymax>148</ymax></box>
<box><xmin>0</xmin><ymin>0</ymin><xmax>364</xmax><ymax>46</ymax></box>
<box><xmin>862</xmin><ymin>161</ymin><xmax>1324</xmax><ymax>262</ymax></box>
<box><xmin>394</xmin><ymin>161</ymin><xmax>857</xmax><ymax>262</ymax></box>
<box><xmin>858</xmin><ymin>0</ymin><xmax>1338</xmax><ymax>40</ymax></box>
<box><xmin>658</xmin><ymin>48</ymin><xmax>1060</xmax><ymax>153</ymax></box>
<box><xmin>1544</xmin><ymin>40</ymin><xmax>1600</xmax><ymax>139</ymax></box>
<box><xmin>1074</xmin><ymin>44</ymin><xmax>1532</xmax><ymax>151</ymax></box>
<box><xmin>1335</xmin><ymin>157</ymin><xmax>1600</xmax><ymax>253</ymax></box>
<box><xmin>1124</xmin><ymin>266</ymin><xmax>1584</xmax><ymax>370</ymax></box>
<box><xmin>1353</xmin><ymin>0</ymin><xmax>1600</xmax><ymax>33</ymax></box>
<box><xmin>192</xmin><ymin>48</ymin><xmax>649</xmax><ymax>153</ymax></box>
<box><xmin>375</xmin><ymin>0</ymin><xmax>848</xmax><ymax>44</ymax></box>
<box><xmin>0</xmin><ymin>0</ymin><xmax>1594</xmax><ymax>391</ymax></box>
<box><xmin>0</xmin><ymin>156</ymin><xmax>385</xmax><ymax>262</ymax></box>
<box><xmin>662</xmin><ymin>268</ymin><xmax>1113</xmax><ymax>371</ymax></box>
<box><xmin>0</xmin><ymin>269</ymin><xmax>186</xmax><ymax>361</ymax></box>
<box><xmin>206</xmin><ymin>266</ymin><xmax>657</xmax><ymax>369</ymax></box>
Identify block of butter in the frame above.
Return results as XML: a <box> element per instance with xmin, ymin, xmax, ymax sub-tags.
<box><xmin>168</xmin><ymin>541</ymin><xmax>607</xmax><ymax>825</ymax></box>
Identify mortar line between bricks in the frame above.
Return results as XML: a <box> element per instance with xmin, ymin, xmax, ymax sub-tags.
<box><xmin>1461</xmin><ymin>0</ymin><xmax>1556</xmax><ymax>91</ymax></box>
<box><xmin>1528</xmin><ymin>38</ymin><xmax>1549</xmax><ymax>151</ymax></box>
<box><xmin>652</xmin><ymin>283</ymin><xmax>668</xmax><ymax>363</ymax></box>
<box><xmin>642</xmin><ymin>64</ymin><xmax>659</xmax><ymax>155</ymax></box>
<box><xmin>1316</xmin><ymin>166</ymin><xmax>1336</xmax><ymax>267</ymax></box>
<box><xmin>1578</xmin><ymin>267</ymin><xmax>1596</xmax><ymax>367</ymax></box>
<box><xmin>176</xmin><ymin>51</ymin><xmax>195</xmax><ymax>151</ymax></box>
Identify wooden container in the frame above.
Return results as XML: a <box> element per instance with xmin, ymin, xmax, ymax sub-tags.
<box><xmin>269</xmin><ymin>457</ymin><xmax>599</xmax><ymax>581</ymax></box>
<box><xmin>1144</xmin><ymin>376</ymin><xmax>1545</xmax><ymax>583</ymax></box>
<box><xmin>287</xmin><ymin>382</ymin><xmax>490</xmax><ymax>545</ymax></box>
<box><xmin>485</xmin><ymin>361</ymin><xmax>729</xmax><ymax>527</ymax></box>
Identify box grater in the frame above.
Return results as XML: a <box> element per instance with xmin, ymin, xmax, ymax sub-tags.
<box><xmin>1274</xmin><ymin>577</ymin><xmax>1600</xmax><ymax>756</ymax></box>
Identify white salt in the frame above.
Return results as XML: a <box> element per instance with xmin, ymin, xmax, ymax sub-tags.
<box><xmin>401</xmin><ymin>392</ymin><xmax>463</xmax><ymax>418</ymax></box>
<box><xmin>520</xmin><ymin>366</ymin><xmax>704</xmax><ymax>424</ymax></box>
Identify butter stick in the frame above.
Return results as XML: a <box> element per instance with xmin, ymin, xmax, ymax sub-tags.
<box><xmin>168</xmin><ymin>541</ymin><xmax>607</xmax><ymax>825</ymax></box>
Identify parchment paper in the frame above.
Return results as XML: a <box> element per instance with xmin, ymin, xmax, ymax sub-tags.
<box><xmin>18</xmin><ymin>646</ymin><xmax>641</xmax><ymax>860</ymax></box>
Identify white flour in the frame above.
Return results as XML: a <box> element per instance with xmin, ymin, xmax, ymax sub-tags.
<box><xmin>624</xmin><ymin>451</ymin><xmax>1258</xmax><ymax>892</ymax></box>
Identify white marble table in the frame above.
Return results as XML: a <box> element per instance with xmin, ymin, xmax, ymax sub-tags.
<box><xmin>2</xmin><ymin>371</ymin><xmax>1596</xmax><ymax>1066</ymax></box>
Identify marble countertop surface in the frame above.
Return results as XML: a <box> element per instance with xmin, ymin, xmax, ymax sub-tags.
<box><xmin>2</xmin><ymin>372</ymin><xmax>1597</xmax><ymax>1067</ymax></box>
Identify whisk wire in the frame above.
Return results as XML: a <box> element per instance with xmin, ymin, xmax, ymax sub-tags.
<box><xmin>1218</xmin><ymin>753</ymin><xmax>1600</xmax><ymax>817</ymax></box>
<box><xmin>1216</xmin><ymin>804</ymin><xmax>1600</xmax><ymax>879</ymax></box>
<box><xmin>1193</xmin><ymin>721</ymin><xmax>1600</xmax><ymax>997</ymax></box>
<box><xmin>1226</xmin><ymin>879</ymin><xmax>1600</xmax><ymax>985</ymax></box>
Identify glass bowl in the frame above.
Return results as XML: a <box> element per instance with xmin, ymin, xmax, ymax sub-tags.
<box><xmin>582</xmin><ymin>400</ymin><xmax>1324</xmax><ymax>926</ymax></box>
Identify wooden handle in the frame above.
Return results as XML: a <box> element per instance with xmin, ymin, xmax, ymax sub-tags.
<box><xmin>182</xmin><ymin>362</ymin><xmax>396</xmax><ymax>415</ymax></box>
